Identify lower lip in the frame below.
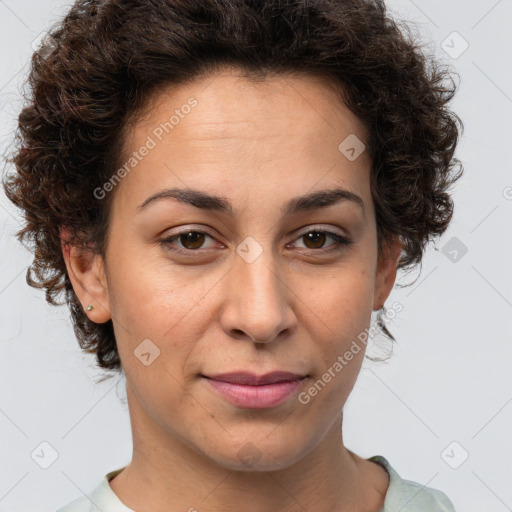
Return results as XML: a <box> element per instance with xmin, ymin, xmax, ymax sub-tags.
<box><xmin>204</xmin><ymin>378</ymin><xmax>305</xmax><ymax>409</ymax></box>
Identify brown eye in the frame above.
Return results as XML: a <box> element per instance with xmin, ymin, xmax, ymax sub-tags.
<box><xmin>293</xmin><ymin>230</ymin><xmax>351</xmax><ymax>252</ymax></box>
<box><xmin>179</xmin><ymin>231</ymin><xmax>206</xmax><ymax>250</ymax></box>
<box><xmin>302</xmin><ymin>231</ymin><xmax>328</xmax><ymax>249</ymax></box>
<box><xmin>160</xmin><ymin>229</ymin><xmax>218</xmax><ymax>255</ymax></box>
<box><xmin>160</xmin><ymin>227</ymin><xmax>351</xmax><ymax>257</ymax></box>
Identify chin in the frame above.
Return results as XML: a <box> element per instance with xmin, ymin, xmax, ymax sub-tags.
<box><xmin>204</xmin><ymin>436</ymin><xmax>307</xmax><ymax>472</ymax></box>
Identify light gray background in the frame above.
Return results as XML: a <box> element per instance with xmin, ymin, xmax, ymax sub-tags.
<box><xmin>1</xmin><ymin>0</ymin><xmax>511</xmax><ymax>511</ymax></box>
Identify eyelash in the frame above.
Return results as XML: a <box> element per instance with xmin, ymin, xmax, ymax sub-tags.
<box><xmin>159</xmin><ymin>228</ymin><xmax>352</xmax><ymax>257</ymax></box>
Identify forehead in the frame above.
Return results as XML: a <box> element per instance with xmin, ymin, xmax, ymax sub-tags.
<box><xmin>160</xmin><ymin>67</ymin><xmax>364</xmax><ymax>119</ymax></box>
<box><xmin>133</xmin><ymin>69</ymin><xmax>368</xmax><ymax>141</ymax></box>
<box><xmin>114</xmin><ymin>69</ymin><xmax>372</xmax><ymax>214</ymax></box>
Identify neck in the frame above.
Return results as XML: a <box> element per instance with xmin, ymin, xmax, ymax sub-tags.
<box><xmin>109</xmin><ymin>385</ymin><xmax>387</xmax><ymax>512</ymax></box>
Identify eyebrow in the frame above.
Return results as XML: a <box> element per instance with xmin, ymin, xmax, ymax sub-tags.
<box><xmin>137</xmin><ymin>187</ymin><xmax>365</xmax><ymax>216</ymax></box>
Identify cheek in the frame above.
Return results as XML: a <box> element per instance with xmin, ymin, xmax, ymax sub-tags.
<box><xmin>299</xmin><ymin>264</ymin><xmax>375</xmax><ymax>390</ymax></box>
<box><xmin>306</xmin><ymin>265</ymin><xmax>374</xmax><ymax>333</ymax></box>
<box><xmin>106</xmin><ymin>252</ymin><xmax>216</xmax><ymax>369</ymax></box>
<box><xmin>109</xmin><ymin>261</ymin><xmax>204</xmax><ymax>415</ymax></box>
<box><xmin>304</xmin><ymin>276</ymin><xmax>373</xmax><ymax>400</ymax></box>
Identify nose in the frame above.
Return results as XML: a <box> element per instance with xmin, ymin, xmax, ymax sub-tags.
<box><xmin>220</xmin><ymin>244</ymin><xmax>297</xmax><ymax>344</ymax></box>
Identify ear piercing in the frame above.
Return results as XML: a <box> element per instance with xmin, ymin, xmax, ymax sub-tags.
<box><xmin>86</xmin><ymin>304</ymin><xmax>94</xmax><ymax>311</ymax></box>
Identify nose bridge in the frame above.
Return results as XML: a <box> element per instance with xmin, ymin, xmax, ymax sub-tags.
<box><xmin>222</xmin><ymin>234</ymin><xmax>294</xmax><ymax>343</ymax></box>
<box><xmin>236</xmin><ymin>234</ymin><xmax>285</xmax><ymax>310</ymax></box>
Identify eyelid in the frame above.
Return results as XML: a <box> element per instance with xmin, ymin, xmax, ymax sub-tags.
<box><xmin>294</xmin><ymin>224</ymin><xmax>348</xmax><ymax>240</ymax></box>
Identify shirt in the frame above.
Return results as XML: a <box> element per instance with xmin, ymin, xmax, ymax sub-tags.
<box><xmin>55</xmin><ymin>455</ymin><xmax>456</xmax><ymax>511</ymax></box>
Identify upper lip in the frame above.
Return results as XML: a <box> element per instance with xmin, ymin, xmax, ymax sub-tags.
<box><xmin>203</xmin><ymin>371</ymin><xmax>306</xmax><ymax>385</ymax></box>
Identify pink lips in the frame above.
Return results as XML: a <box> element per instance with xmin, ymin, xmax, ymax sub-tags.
<box><xmin>203</xmin><ymin>371</ymin><xmax>306</xmax><ymax>409</ymax></box>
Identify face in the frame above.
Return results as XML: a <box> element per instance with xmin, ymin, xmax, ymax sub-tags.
<box><xmin>64</xmin><ymin>68</ymin><xmax>400</xmax><ymax>472</ymax></box>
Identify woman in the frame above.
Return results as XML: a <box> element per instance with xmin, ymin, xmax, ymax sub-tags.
<box><xmin>3</xmin><ymin>0</ymin><xmax>463</xmax><ymax>510</ymax></box>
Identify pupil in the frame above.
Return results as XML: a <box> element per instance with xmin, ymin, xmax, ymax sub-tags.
<box><xmin>306</xmin><ymin>232</ymin><xmax>325</xmax><ymax>248</ymax></box>
<box><xmin>182</xmin><ymin>232</ymin><xmax>204</xmax><ymax>249</ymax></box>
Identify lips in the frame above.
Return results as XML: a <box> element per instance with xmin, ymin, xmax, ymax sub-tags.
<box><xmin>203</xmin><ymin>371</ymin><xmax>306</xmax><ymax>386</ymax></box>
<box><xmin>203</xmin><ymin>372</ymin><xmax>307</xmax><ymax>409</ymax></box>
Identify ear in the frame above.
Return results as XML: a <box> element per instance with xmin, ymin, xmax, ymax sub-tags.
<box><xmin>60</xmin><ymin>227</ymin><xmax>111</xmax><ymax>323</ymax></box>
<box><xmin>373</xmin><ymin>235</ymin><xmax>402</xmax><ymax>311</ymax></box>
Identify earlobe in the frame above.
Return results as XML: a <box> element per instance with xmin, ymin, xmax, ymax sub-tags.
<box><xmin>373</xmin><ymin>236</ymin><xmax>402</xmax><ymax>311</ymax></box>
<box><xmin>60</xmin><ymin>227</ymin><xmax>111</xmax><ymax>323</ymax></box>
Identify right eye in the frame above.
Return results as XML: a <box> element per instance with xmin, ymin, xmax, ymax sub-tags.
<box><xmin>159</xmin><ymin>229</ymin><xmax>220</xmax><ymax>255</ymax></box>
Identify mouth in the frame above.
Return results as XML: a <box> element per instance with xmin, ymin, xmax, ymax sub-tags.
<box><xmin>201</xmin><ymin>371</ymin><xmax>307</xmax><ymax>409</ymax></box>
<box><xmin>202</xmin><ymin>371</ymin><xmax>306</xmax><ymax>386</ymax></box>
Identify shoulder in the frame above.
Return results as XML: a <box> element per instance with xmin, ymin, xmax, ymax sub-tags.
<box><xmin>368</xmin><ymin>455</ymin><xmax>456</xmax><ymax>512</ymax></box>
<box><xmin>55</xmin><ymin>494</ymin><xmax>97</xmax><ymax>512</ymax></box>
<box><xmin>55</xmin><ymin>468</ymin><xmax>131</xmax><ymax>512</ymax></box>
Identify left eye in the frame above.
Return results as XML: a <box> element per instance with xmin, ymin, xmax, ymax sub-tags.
<box><xmin>160</xmin><ymin>228</ymin><xmax>351</xmax><ymax>254</ymax></box>
<box><xmin>292</xmin><ymin>230</ymin><xmax>350</xmax><ymax>251</ymax></box>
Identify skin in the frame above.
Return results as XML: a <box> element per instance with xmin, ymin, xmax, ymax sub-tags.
<box><xmin>62</xmin><ymin>67</ymin><xmax>402</xmax><ymax>512</ymax></box>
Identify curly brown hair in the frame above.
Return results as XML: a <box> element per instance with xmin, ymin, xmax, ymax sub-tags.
<box><xmin>2</xmin><ymin>0</ymin><xmax>463</xmax><ymax>375</ymax></box>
